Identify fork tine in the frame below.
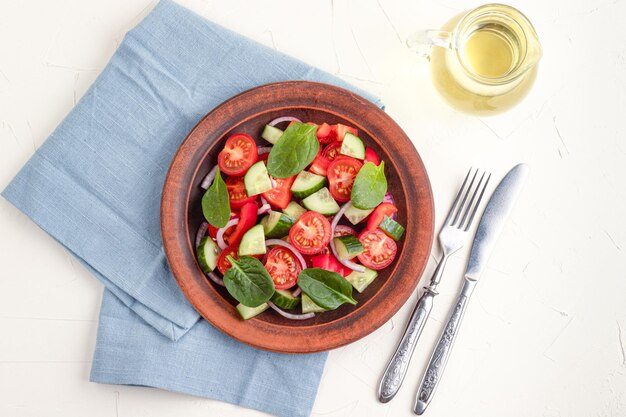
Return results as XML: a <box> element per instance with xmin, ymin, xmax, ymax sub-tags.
<box><xmin>463</xmin><ymin>173</ymin><xmax>491</xmax><ymax>231</ymax></box>
<box><xmin>444</xmin><ymin>168</ymin><xmax>472</xmax><ymax>226</ymax></box>
<box><xmin>459</xmin><ymin>171</ymin><xmax>486</xmax><ymax>229</ymax></box>
<box><xmin>452</xmin><ymin>169</ymin><xmax>478</xmax><ymax>226</ymax></box>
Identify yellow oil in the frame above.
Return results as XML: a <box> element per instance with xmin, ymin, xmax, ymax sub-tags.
<box><xmin>463</xmin><ymin>28</ymin><xmax>514</xmax><ymax>78</ymax></box>
<box><xmin>430</xmin><ymin>10</ymin><xmax>538</xmax><ymax>115</ymax></box>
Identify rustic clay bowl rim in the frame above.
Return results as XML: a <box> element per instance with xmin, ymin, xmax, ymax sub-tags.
<box><xmin>161</xmin><ymin>81</ymin><xmax>434</xmax><ymax>353</ymax></box>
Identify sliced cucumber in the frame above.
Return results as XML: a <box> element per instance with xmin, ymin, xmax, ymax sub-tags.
<box><xmin>261</xmin><ymin>124</ymin><xmax>283</xmax><ymax>144</ymax></box>
<box><xmin>379</xmin><ymin>215</ymin><xmax>405</xmax><ymax>241</ymax></box>
<box><xmin>302</xmin><ymin>293</ymin><xmax>328</xmax><ymax>313</ymax></box>
<box><xmin>344</xmin><ymin>204</ymin><xmax>374</xmax><ymax>225</ymax></box>
<box><xmin>283</xmin><ymin>201</ymin><xmax>307</xmax><ymax>220</ymax></box>
<box><xmin>302</xmin><ymin>187</ymin><xmax>340</xmax><ymax>216</ymax></box>
<box><xmin>236</xmin><ymin>302</ymin><xmax>269</xmax><ymax>319</ymax></box>
<box><xmin>271</xmin><ymin>289</ymin><xmax>301</xmax><ymax>310</ymax></box>
<box><xmin>238</xmin><ymin>224</ymin><xmax>267</xmax><ymax>256</ymax></box>
<box><xmin>340</xmin><ymin>132</ymin><xmax>365</xmax><ymax>160</ymax></box>
<box><xmin>291</xmin><ymin>171</ymin><xmax>327</xmax><ymax>199</ymax></box>
<box><xmin>196</xmin><ymin>236</ymin><xmax>220</xmax><ymax>273</ymax></box>
<box><xmin>244</xmin><ymin>161</ymin><xmax>272</xmax><ymax>196</ymax></box>
<box><xmin>333</xmin><ymin>235</ymin><xmax>364</xmax><ymax>260</ymax></box>
<box><xmin>261</xmin><ymin>211</ymin><xmax>295</xmax><ymax>238</ymax></box>
<box><xmin>345</xmin><ymin>268</ymin><xmax>378</xmax><ymax>293</ymax></box>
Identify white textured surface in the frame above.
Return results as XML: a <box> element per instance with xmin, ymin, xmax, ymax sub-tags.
<box><xmin>1</xmin><ymin>0</ymin><xmax>625</xmax><ymax>416</ymax></box>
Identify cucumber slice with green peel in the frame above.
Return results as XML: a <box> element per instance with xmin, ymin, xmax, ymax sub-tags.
<box><xmin>340</xmin><ymin>132</ymin><xmax>366</xmax><ymax>160</ymax></box>
<box><xmin>261</xmin><ymin>211</ymin><xmax>295</xmax><ymax>238</ymax></box>
<box><xmin>238</xmin><ymin>224</ymin><xmax>267</xmax><ymax>256</ymax></box>
<box><xmin>271</xmin><ymin>290</ymin><xmax>301</xmax><ymax>310</ymax></box>
<box><xmin>283</xmin><ymin>201</ymin><xmax>307</xmax><ymax>220</ymax></box>
<box><xmin>333</xmin><ymin>235</ymin><xmax>364</xmax><ymax>260</ymax></box>
<box><xmin>196</xmin><ymin>236</ymin><xmax>220</xmax><ymax>273</ymax></box>
<box><xmin>291</xmin><ymin>171</ymin><xmax>327</xmax><ymax>199</ymax></box>
<box><xmin>244</xmin><ymin>161</ymin><xmax>272</xmax><ymax>196</ymax></box>
<box><xmin>345</xmin><ymin>268</ymin><xmax>378</xmax><ymax>293</ymax></box>
<box><xmin>236</xmin><ymin>302</ymin><xmax>269</xmax><ymax>319</ymax></box>
<box><xmin>301</xmin><ymin>293</ymin><xmax>328</xmax><ymax>313</ymax></box>
<box><xmin>261</xmin><ymin>125</ymin><xmax>283</xmax><ymax>144</ymax></box>
<box><xmin>344</xmin><ymin>204</ymin><xmax>374</xmax><ymax>225</ymax></box>
<box><xmin>379</xmin><ymin>215</ymin><xmax>405</xmax><ymax>241</ymax></box>
<box><xmin>302</xmin><ymin>187</ymin><xmax>340</xmax><ymax>216</ymax></box>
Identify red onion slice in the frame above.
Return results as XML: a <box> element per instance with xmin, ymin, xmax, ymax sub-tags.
<box><xmin>195</xmin><ymin>222</ymin><xmax>208</xmax><ymax>249</ymax></box>
<box><xmin>257</xmin><ymin>146</ymin><xmax>272</xmax><ymax>155</ymax></box>
<box><xmin>260</xmin><ymin>196</ymin><xmax>269</xmax><ymax>206</ymax></box>
<box><xmin>333</xmin><ymin>225</ymin><xmax>357</xmax><ymax>237</ymax></box>
<box><xmin>200</xmin><ymin>166</ymin><xmax>218</xmax><ymax>190</ymax></box>
<box><xmin>216</xmin><ymin>218</ymin><xmax>239</xmax><ymax>249</ymax></box>
<box><xmin>267</xmin><ymin>301</ymin><xmax>314</xmax><ymax>320</ymax></box>
<box><xmin>207</xmin><ymin>272</ymin><xmax>225</xmax><ymax>287</ymax></box>
<box><xmin>330</xmin><ymin>202</ymin><xmax>366</xmax><ymax>273</ymax></box>
<box><xmin>265</xmin><ymin>239</ymin><xmax>307</xmax><ymax>271</ymax></box>
<box><xmin>257</xmin><ymin>203</ymin><xmax>271</xmax><ymax>215</ymax></box>
<box><xmin>291</xmin><ymin>288</ymin><xmax>302</xmax><ymax>297</ymax></box>
<box><xmin>268</xmin><ymin>116</ymin><xmax>302</xmax><ymax>127</ymax></box>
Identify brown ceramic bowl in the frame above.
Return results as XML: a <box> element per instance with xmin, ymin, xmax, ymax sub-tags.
<box><xmin>161</xmin><ymin>81</ymin><xmax>433</xmax><ymax>353</ymax></box>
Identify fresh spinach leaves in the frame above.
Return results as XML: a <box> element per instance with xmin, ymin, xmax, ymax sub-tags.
<box><xmin>267</xmin><ymin>123</ymin><xmax>319</xmax><ymax>178</ymax></box>
<box><xmin>201</xmin><ymin>167</ymin><xmax>231</xmax><ymax>228</ymax></box>
<box><xmin>223</xmin><ymin>256</ymin><xmax>275</xmax><ymax>307</ymax></box>
<box><xmin>297</xmin><ymin>268</ymin><xmax>357</xmax><ymax>310</ymax></box>
<box><xmin>351</xmin><ymin>161</ymin><xmax>388</xmax><ymax>210</ymax></box>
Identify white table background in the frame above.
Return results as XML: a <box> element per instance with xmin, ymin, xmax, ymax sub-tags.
<box><xmin>2</xmin><ymin>0</ymin><xmax>625</xmax><ymax>416</ymax></box>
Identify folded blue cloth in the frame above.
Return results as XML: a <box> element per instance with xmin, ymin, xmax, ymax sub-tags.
<box><xmin>1</xmin><ymin>1</ymin><xmax>382</xmax><ymax>416</ymax></box>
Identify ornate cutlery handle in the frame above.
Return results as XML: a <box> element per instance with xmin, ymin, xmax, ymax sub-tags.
<box><xmin>378</xmin><ymin>288</ymin><xmax>435</xmax><ymax>403</ymax></box>
<box><xmin>413</xmin><ymin>278</ymin><xmax>477</xmax><ymax>415</ymax></box>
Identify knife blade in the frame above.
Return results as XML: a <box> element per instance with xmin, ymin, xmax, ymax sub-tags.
<box><xmin>413</xmin><ymin>163</ymin><xmax>529</xmax><ymax>415</ymax></box>
<box><xmin>465</xmin><ymin>163</ymin><xmax>529</xmax><ymax>280</ymax></box>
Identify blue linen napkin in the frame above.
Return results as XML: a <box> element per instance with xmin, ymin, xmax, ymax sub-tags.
<box><xmin>1</xmin><ymin>1</ymin><xmax>383</xmax><ymax>416</ymax></box>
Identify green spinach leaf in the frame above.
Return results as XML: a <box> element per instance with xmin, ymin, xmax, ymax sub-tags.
<box><xmin>201</xmin><ymin>167</ymin><xmax>231</xmax><ymax>228</ymax></box>
<box><xmin>351</xmin><ymin>161</ymin><xmax>388</xmax><ymax>209</ymax></box>
<box><xmin>223</xmin><ymin>256</ymin><xmax>275</xmax><ymax>308</ymax></box>
<box><xmin>267</xmin><ymin>123</ymin><xmax>319</xmax><ymax>178</ymax></box>
<box><xmin>297</xmin><ymin>268</ymin><xmax>357</xmax><ymax>310</ymax></box>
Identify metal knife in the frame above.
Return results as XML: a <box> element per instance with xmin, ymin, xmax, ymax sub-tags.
<box><xmin>413</xmin><ymin>163</ymin><xmax>529</xmax><ymax>415</ymax></box>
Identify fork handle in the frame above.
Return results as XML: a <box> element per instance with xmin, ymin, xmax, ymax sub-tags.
<box><xmin>378</xmin><ymin>287</ymin><xmax>436</xmax><ymax>402</ymax></box>
<box><xmin>413</xmin><ymin>278</ymin><xmax>477</xmax><ymax>414</ymax></box>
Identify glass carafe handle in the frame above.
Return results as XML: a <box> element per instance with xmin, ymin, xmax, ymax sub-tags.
<box><xmin>406</xmin><ymin>30</ymin><xmax>453</xmax><ymax>59</ymax></box>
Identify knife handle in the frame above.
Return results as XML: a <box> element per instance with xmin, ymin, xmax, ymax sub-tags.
<box><xmin>413</xmin><ymin>278</ymin><xmax>477</xmax><ymax>415</ymax></box>
<box><xmin>378</xmin><ymin>287</ymin><xmax>436</xmax><ymax>403</ymax></box>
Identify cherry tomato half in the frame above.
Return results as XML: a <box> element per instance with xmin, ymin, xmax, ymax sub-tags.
<box><xmin>316</xmin><ymin>122</ymin><xmax>337</xmax><ymax>144</ymax></box>
<box><xmin>217</xmin><ymin>133</ymin><xmax>258</xmax><ymax>176</ymax></box>
<box><xmin>289</xmin><ymin>211</ymin><xmax>332</xmax><ymax>255</ymax></box>
<box><xmin>264</xmin><ymin>246</ymin><xmax>302</xmax><ymax>289</ymax></box>
<box><xmin>262</xmin><ymin>175</ymin><xmax>296</xmax><ymax>209</ymax></box>
<box><xmin>334</xmin><ymin>225</ymin><xmax>357</xmax><ymax>237</ymax></box>
<box><xmin>327</xmin><ymin>156</ymin><xmax>363</xmax><ymax>203</ymax></box>
<box><xmin>358</xmin><ymin>228</ymin><xmax>397</xmax><ymax>270</ymax></box>
<box><xmin>226</xmin><ymin>202</ymin><xmax>258</xmax><ymax>246</ymax></box>
<box><xmin>322</xmin><ymin>141</ymin><xmax>343</xmax><ymax>162</ymax></box>
<box><xmin>334</xmin><ymin>124</ymin><xmax>358</xmax><ymax>141</ymax></box>
<box><xmin>366</xmin><ymin>202</ymin><xmax>398</xmax><ymax>231</ymax></box>
<box><xmin>364</xmin><ymin>147</ymin><xmax>381</xmax><ymax>166</ymax></box>
<box><xmin>310</xmin><ymin>253</ymin><xmax>351</xmax><ymax>277</ymax></box>
<box><xmin>309</xmin><ymin>147</ymin><xmax>330</xmax><ymax>176</ymax></box>
<box><xmin>217</xmin><ymin>243</ymin><xmax>263</xmax><ymax>274</ymax></box>
<box><xmin>225</xmin><ymin>176</ymin><xmax>256</xmax><ymax>209</ymax></box>
<box><xmin>217</xmin><ymin>244</ymin><xmax>239</xmax><ymax>275</ymax></box>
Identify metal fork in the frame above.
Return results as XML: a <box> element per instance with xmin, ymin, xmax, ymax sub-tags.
<box><xmin>377</xmin><ymin>168</ymin><xmax>491</xmax><ymax>403</ymax></box>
